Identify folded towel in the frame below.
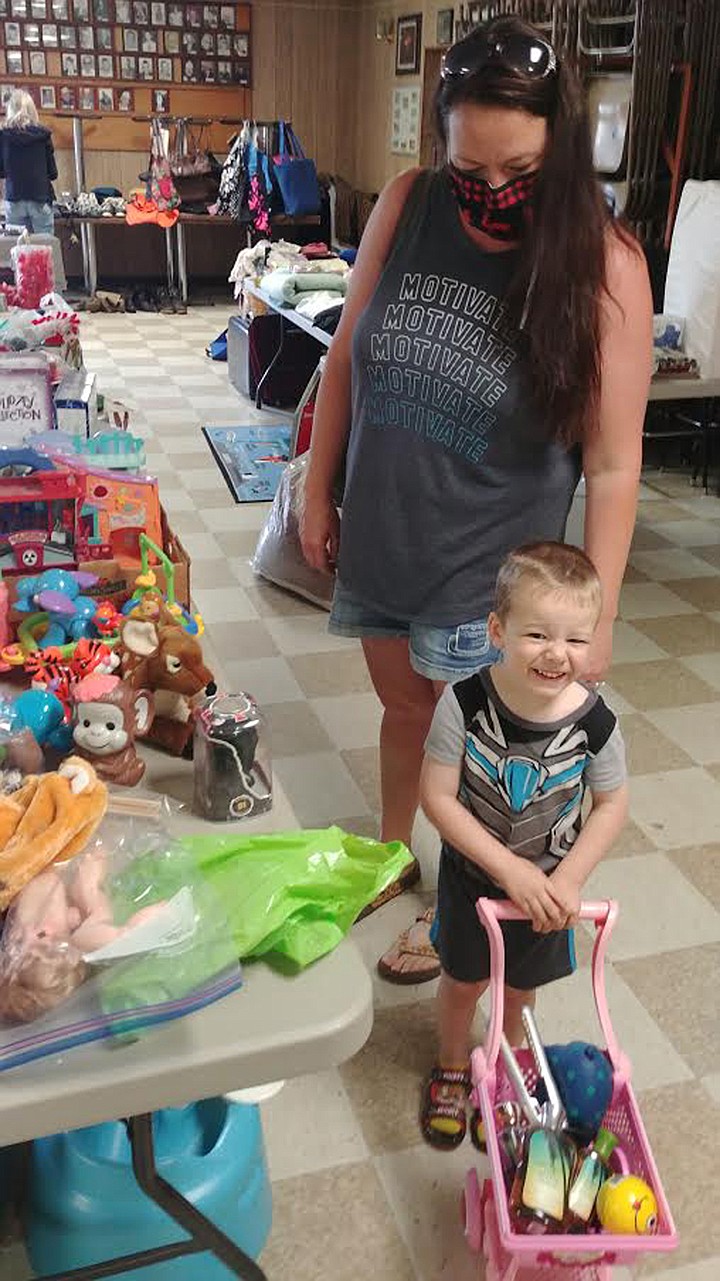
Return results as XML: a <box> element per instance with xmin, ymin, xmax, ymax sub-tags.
<box><xmin>295</xmin><ymin>291</ymin><xmax>345</xmax><ymax>320</ymax></box>
<box><xmin>262</xmin><ymin>270</ymin><xmax>348</xmax><ymax>307</ymax></box>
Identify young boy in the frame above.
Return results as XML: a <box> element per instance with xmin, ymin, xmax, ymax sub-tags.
<box><xmin>419</xmin><ymin>542</ymin><xmax>628</xmax><ymax>1149</ymax></box>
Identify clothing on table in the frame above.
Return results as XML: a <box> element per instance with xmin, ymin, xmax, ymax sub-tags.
<box><xmin>312</xmin><ymin>304</ymin><xmax>344</xmax><ymax>336</ymax></box>
<box><xmin>426</xmin><ymin>669</ymin><xmax>626</xmax><ymax>985</ymax></box>
<box><xmin>294</xmin><ymin>291</ymin><xmax>344</xmax><ymax>321</ymax></box>
<box><xmin>329</xmin><ymin>578</ymin><xmax>502</xmax><ymax>683</ymax></box>
<box><xmin>338</xmin><ymin>167</ymin><xmax>582</xmax><ymax>628</ymax></box>
<box><xmin>0</xmin><ymin>124</ymin><xmax>57</xmax><ymax>204</ymax></box>
<box><xmin>261</xmin><ymin>269</ymin><xmax>348</xmax><ymax>307</ymax></box>
<box><xmin>5</xmin><ymin>199</ymin><xmax>53</xmax><ymax>235</ymax></box>
<box><xmin>425</xmin><ymin>669</ymin><xmax>626</xmax><ymax>873</ymax></box>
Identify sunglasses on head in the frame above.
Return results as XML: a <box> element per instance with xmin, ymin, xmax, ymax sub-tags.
<box><xmin>441</xmin><ymin>30</ymin><xmax>558</xmax><ymax>82</ymax></box>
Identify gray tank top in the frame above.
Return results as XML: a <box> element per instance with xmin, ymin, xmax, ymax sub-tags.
<box><xmin>338</xmin><ymin>169</ymin><xmax>582</xmax><ymax>626</ymax></box>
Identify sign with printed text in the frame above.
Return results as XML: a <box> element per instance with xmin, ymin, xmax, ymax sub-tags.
<box><xmin>0</xmin><ymin>357</ymin><xmax>54</xmax><ymax>446</ymax></box>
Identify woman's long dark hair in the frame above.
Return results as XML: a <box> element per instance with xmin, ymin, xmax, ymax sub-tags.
<box><xmin>435</xmin><ymin>15</ymin><xmax>634</xmax><ymax>447</ymax></box>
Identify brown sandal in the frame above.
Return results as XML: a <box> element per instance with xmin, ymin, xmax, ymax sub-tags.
<box><xmin>376</xmin><ymin>906</ymin><xmax>440</xmax><ymax>984</ymax></box>
<box><xmin>420</xmin><ymin>1066</ymin><xmax>470</xmax><ymax>1149</ymax></box>
<box><xmin>356</xmin><ymin>855</ymin><xmax>422</xmax><ymax>922</ymax></box>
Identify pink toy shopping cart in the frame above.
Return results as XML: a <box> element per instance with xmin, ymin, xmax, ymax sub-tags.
<box><xmin>462</xmin><ymin>899</ymin><xmax>678</xmax><ymax>1281</ymax></box>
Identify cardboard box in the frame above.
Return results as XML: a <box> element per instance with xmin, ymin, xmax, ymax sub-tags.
<box><xmin>78</xmin><ymin>508</ymin><xmax>191</xmax><ymax>610</ymax></box>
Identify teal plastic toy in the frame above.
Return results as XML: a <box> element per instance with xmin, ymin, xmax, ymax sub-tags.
<box><xmin>27</xmin><ymin>1098</ymin><xmax>271</xmax><ymax>1280</ymax></box>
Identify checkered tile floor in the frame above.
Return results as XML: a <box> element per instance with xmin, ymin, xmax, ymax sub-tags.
<box><xmin>4</xmin><ymin>308</ymin><xmax>719</xmax><ymax>1281</ymax></box>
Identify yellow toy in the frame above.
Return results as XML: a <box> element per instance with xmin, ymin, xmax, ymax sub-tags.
<box><xmin>596</xmin><ymin>1174</ymin><xmax>658</xmax><ymax>1235</ymax></box>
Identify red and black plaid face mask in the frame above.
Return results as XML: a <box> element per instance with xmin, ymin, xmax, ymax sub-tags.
<box><xmin>446</xmin><ymin>164</ymin><xmax>539</xmax><ymax>242</ymax></box>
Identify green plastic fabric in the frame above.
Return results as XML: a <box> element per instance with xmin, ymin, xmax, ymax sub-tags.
<box><xmin>179</xmin><ymin>827</ymin><xmax>413</xmax><ymax>970</ymax></box>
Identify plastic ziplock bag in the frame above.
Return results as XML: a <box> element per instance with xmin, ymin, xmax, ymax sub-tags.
<box><xmin>180</xmin><ymin>826</ymin><xmax>413</xmax><ymax>970</ymax></box>
<box><xmin>0</xmin><ymin>821</ymin><xmax>241</xmax><ymax>1070</ymax></box>
<box><xmin>251</xmin><ymin>454</ymin><xmax>334</xmax><ymax>611</ymax></box>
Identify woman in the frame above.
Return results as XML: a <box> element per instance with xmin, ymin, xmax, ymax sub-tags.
<box><xmin>0</xmin><ymin>91</ymin><xmax>57</xmax><ymax>236</ymax></box>
<box><xmin>301</xmin><ymin>17</ymin><xmax>652</xmax><ymax>975</ymax></box>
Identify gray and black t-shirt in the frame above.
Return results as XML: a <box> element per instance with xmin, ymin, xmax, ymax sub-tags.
<box><xmin>338</xmin><ymin>168</ymin><xmax>582</xmax><ymax>627</ymax></box>
<box><xmin>425</xmin><ymin>669</ymin><xmax>626</xmax><ymax>874</ymax></box>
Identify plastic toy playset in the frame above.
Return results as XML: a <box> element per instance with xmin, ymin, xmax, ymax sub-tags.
<box><xmin>462</xmin><ymin>898</ymin><xmax>677</xmax><ymax>1281</ymax></box>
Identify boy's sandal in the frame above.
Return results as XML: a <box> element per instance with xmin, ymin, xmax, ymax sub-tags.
<box><xmin>376</xmin><ymin>907</ymin><xmax>440</xmax><ymax>984</ymax></box>
<box><xmin>420</xmin><ymin>1066</ymin><xmax>470</xmax><ymax>1150</ymax></box>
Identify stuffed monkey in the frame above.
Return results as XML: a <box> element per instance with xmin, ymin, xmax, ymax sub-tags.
<box><xmin>72</xmin><ymin>674</ymin><xmax>154</xmax><ymax>786</ymax></box>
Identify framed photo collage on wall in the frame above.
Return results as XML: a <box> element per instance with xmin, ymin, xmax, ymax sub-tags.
<box><xmin>0</xmin><ymin>0</ymin><xmax>250</xmax><ymax>114</ymax></box>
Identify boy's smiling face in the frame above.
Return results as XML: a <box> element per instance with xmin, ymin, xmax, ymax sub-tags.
<box><xmin>489</xmin><ymin>583</ymin><xmax>599</xmax><ymax>699</ymax></box>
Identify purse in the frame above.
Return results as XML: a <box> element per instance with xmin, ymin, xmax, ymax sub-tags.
<box><xmin>171</xmin><ymin>118</ymin><xmax>213</xmax><ymax>178</ymax></box>
<box><xmin>146</xmin><ymin>118</ymin><xmax>180</xmax><ymax>216</ymax></box>
<box><xmin>272</xmin><ymin>121</ymin><xmax>321</xmax><ymax>217</ymax></box>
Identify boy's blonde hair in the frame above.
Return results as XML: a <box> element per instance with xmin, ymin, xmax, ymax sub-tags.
<box><xmin>494</xmin><ymin>542</ymin><xmax>603</xmax><ymax>621</ymax></box>
<box><xmin>5</xmin><ymin>91</ymin><xmax>38</xmax><ymax>129</ymax></box>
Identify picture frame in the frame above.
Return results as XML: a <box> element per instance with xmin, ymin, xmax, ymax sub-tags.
<box><xmin>199</xmin><ymin>30</ymin><xmax>213</xmax><ymax>54</ymax></box>
<box><xmin>59</xmin><ymin>23</ymin><xmax>76</xmax><ymax>46</ymax></box>
<box><xmin>97</xmin><ymin>51</ymin><xmax>112</xmax><ymax>75</ymax></box>
<box><xmin>185</xmin><ymin>3</ymin><xmax>200</xmax><ymax>27</ymax></box>
<box><xmin>117</xmin><ymin>86</ymin><xmax>133</xmax><ymax>110</ymax></box>
<box><xmin>97</xmin><ymin>84</ymin><xmax>113</xmax><ymax>110</ymax></box>
<box><xmin>233</xmin><ymin>59</ymin><xmax>248</xmax><ymax>85</ymax></box>
<box><xmin>132</xmin><ymin>0</ymin><xmax>148</xmax><ymax>22</ymax></box>
<box><xmin>59</xmin><ymin>82</ymin><xmax>75</xmax><ymax>107</ymax></box>
<box><xmin>181</xmin><ymin>30</ymin><xmax>196</xmax><ymax>53</ymax></box>
<box><xmin>150</xmin><ymin>0</ymin><xmax>164</xmax><ymax>23</ymax></box>
<box><xmin>94</xmin><ymin>0</ymin><xmax>110</xmax><ymax>17</ymax></box>
<box><xmin>219</xmin><ymin>3</ymin><xmax>233</xmax><ymax>28</ymax></box>
<box><xmin>10</xmin><ymin>0</ymin><xmax>26</xmax><ymax>16</ymax></box>
<box><xmin>157</xmin><ymin>53</ymin><xmax>171</xmax><ymax>79</ymax></box>
<box><xmin>140</xmin><ymin>26</ymin><xmax>156</xmax><ymax>51</ymax></box>
<box><xmin>123</xmin><ymin>26</ymin><xmax>137</xmax><ymax>49</ymax></box>
<box><xmin>80</xmin><ymin>50</ymin><xmax>95</xmax><ymax>74</ymax></box>
<box><xmin>51</xmin><ymin>0</ymin><xmax>68</xmax><ymax>16</ymax></box>
<box><xmin>31</xmin><ymin>0</ymin><xmax>47</xmax><ymax>16</ymax></box>
<box><xmin>29</xmin><ymin>48</ymin><xmax>46</xmax><ymax>72</ymax></box>
<box><xmin>0</xmin><ymin>0</ymin><xmax>7</xmax><ymax>13</ymax></box>
<box><xmin>233</xmin><ymin>31</ymin><xmax>247</xmax><ymax>57</ymax></box>
<box><xmin>396</xmin><ymin>13</ymin><xmax>422</xmax><ymax>75</ymax></box>
<box><xmin>167</xmin><ymin>0</ymin><xmax>181</xmax><ymax>24</ymax></box>
<box><xmin>96</xmin><ymin>23</ymin><xmax>111</xmax><ymax>46</ymax></box>
<box><xmin>115</xmin><ymin>0</ymin><xmax>130</xmax><ymax>19</ymax></box>
<box><xmin>152</xmin><ymin>86</ymin><xmax>167</xmax><ymax>112</ymax></box>
<box><xmin>72</xmin><ymin>0</ymin><xmax>88</xmax><ymax>19</ymax></box>
<box><xmin>79</xmin><ymin>84</ymin><xmax>94</xmax><ymax>110</ymax></box>
<box><xmin>217</xmin><ymin>58</ymin><xmax>230</xmax><ymax>83</ymax></box>
<box><xmin>78</xmin><ymin>22</ymin><xmax>93</xmax><ymax>47</ymax></box>
<box><xmin>199</xmin><ymin>57</ymin><xmax>214</xmax><ymax>82</ymax></box>
<box><xmin>6</xmin><ymin>48</ymin><xmax>23</xmax><ymax>73</ymax></box>
<box><xmin>181</xmin><ymin>55</ymin><xmax>197</xmax><ymax>81</ymax></box>
<box><xmin>202</xmin><ymin>4</ymin><xmax>217</xmax><ymax>28</ymax></box>
<box><xmin>61</xmin><ymin>49</ymin><xmax>77</xmax><ymax>73</ymax></box>
<box><xmin>41</xmin><ymin>21</ymin><xmax>58</xmax><ymax>43</ymax></box>
<box><xmin>216</xmin><ymin>30</ymin><xmax>230</xmax><ymax>56</ymax></box>
<box><xmin>436</xmin><ymin>8</ymin><xmax>453</xmax><ymax>46</ymax></box>
<box><xmin>4</xmin><ymin>20</ymin><xmax>21</xmax><ymax>42</ymax></box>
<box><xmin>40</xmin><ymin>82</ymin><xmax>56</xmax><ymax>107</ymax></box>
<box><xmin>163</xmin><ymin>28</ymin><xmax>178</xmax><ymax>52</ymax></box>
<box><xmin>119</xmin><ymin>52</ymin><xmax>135</xmax><ymax>77</ymax></box>
<box><xmin>137</xmin><ymin>52</ymin><xmax>153</xmax><ymax>78</ymax></box>
<box><xmin>468</xmin><ymin>3</ymin><xmax>487</xmax><ymax>25</ymax></box>
<box><xmin>0</xmin><ymin>84</ymin><xmax>15</xmax><ymax>107</ymax></box>
<box><xmin>24</xmin><ymin>19</ymin><xmax>41</xmax><ymax>40</ymax></box>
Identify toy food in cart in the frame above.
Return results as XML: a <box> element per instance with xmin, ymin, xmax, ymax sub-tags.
<box><xmin>566</xmin><ymin>1127</ymin><xmax>618</xmax><ymax>1229</ymax></box>
<box><xmin>597</xmin><ymin>1174</ymin><xmax>658</xmax><ymax>1235</ymax></box>
<box><xmin>545</xmin><ymin>1041</ymin><xmax>614</xmax><ymax>1141</ymax></box>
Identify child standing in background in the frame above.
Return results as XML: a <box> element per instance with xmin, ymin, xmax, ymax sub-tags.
<box><xmin>419</xmin><ymin>543</ymin><xmax>628</xmax><ymax>1149</ymax></box>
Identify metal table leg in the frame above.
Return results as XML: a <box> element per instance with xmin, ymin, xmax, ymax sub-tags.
<box><xmin>71</xmin><ymin>116</ymin><xmax>92</xmax><ymax>295</ymax></box>
<box><xmin>164</xmin><ymin>225</ymin><xmax>176</xmax><ymax>290</ymax></box>
<box><xmin>176</xmin><ymin>219</ymin><xmax>188</xmax><ymax>302</ymax></box>
<box><xmin>33</xmin><ymin>1113</ymin><xmax>268</xmax><ymax>1281</ymax></box>
<box><xmin>86</xmin><ymin>220</ymin><xmax>98</xmax><ymax>297</ymax></box>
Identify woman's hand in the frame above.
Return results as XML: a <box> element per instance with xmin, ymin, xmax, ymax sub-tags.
<box><xmin>300</xmin><ymin>491</ymin><xmax>340</xmax><ymax>574</ymax></box>
<box><xmin>584</xmin><ymin>616</ymin><xmax>614</xmax><ymax>684</ymax></box>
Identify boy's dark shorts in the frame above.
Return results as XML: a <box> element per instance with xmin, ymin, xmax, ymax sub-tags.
<box><xmin>431</xmin><ymin>846</ymin><xmax>576</xmax><ymax>989</ymax></box>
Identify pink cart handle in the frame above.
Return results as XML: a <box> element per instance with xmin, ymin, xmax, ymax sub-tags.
<box><xmin>475</xmin><ymin>897</ymin><xmax>630</xmax><ymax>1086</ymax></box>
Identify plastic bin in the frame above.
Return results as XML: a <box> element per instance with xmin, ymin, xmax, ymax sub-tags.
<box><xmin>27</xmin><ymin>1097</ymin><xmax>271</xmax><ymax>1280</ymax></box>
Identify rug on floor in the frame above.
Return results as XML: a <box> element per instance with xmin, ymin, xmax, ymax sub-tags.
<box><xmin>203</xmin><ymin>425</ymin><xmax>292</xmax><ymax>503</ymax></box>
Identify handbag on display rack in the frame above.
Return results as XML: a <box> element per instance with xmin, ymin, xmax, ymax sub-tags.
<box><xmin>171</xmin><ymin>119</ymin><xmax>221</xmax><ymax>210</ymax></box>
<box><xmin>272</xmin><ymin>121</ymin><xmax>321</xmax><ymax>217</ymax></box>
<box><xmin>126</xmin><ymin>119</ymin><xmax>180</xmax><ymax>226</ymax></box>
<box><xmin>216</xmin><ymin>123</ymin><xmax>249</xmax><ymax>221</ymax></box>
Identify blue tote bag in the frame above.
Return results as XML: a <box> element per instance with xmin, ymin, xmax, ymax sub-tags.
<box><xmin>272</xmin><ymin>121</ymin><xmax>321</xmax><ymax>217</ymax></box>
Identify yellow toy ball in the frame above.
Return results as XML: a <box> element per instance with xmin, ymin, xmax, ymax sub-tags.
<box><xmin>597</xmin><ymin>1175</ymin><xmax>658</xmax><ymax>1235</ymax></box>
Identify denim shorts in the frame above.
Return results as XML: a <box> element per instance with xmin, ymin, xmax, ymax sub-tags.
<box><xmin>328</xmin><ymin>581</ymin><xmax>501</xmax><ymax>683</ymax></box>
